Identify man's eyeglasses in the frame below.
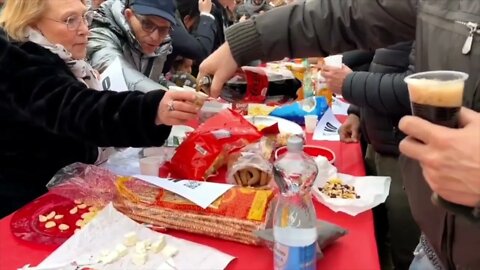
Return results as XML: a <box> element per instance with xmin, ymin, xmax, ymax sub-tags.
<box><xmin>134</xmin><ymin>13</ymin><xmax>173</xmax><ymax>36</ymax></box>
<box><xmin>46</xmin><ymin>11</ymin><xmax>94</xmax><ymax>31</ymax></box>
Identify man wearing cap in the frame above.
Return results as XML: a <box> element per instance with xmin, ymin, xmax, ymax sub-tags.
<box><xmin>87</xmin><ymin>0</ymin><xmax>176</xmax><ymax>92</ymax></box>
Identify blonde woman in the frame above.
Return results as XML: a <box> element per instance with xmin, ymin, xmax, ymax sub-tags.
<box><xmin>0</xmin><ymin>0</ymin><xmax>201</xmax><ymax>217</ymax></box>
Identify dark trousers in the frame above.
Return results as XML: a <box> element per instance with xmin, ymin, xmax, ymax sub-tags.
<box><xmin>366</xmin><ymin>145</ymin><xmax>420</xmax><ymax>270</ymax></box>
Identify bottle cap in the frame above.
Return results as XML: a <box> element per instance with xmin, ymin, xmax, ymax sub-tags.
<box><xmin>287</xmin><ymin>136</ymin><xmax>303</xmax><ymax>152</ymax></box>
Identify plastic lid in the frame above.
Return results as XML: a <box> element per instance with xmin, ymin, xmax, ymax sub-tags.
<box><xmin>287</xmin><ymin>136</ymin><xmax>303</xmax><ymax>152</ymax></box>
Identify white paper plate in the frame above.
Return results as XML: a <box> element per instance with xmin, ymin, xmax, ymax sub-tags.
<box><xmin>244</xmin><ymin>115</ymin><xmax>304</xmax><ymax>136</ymax></box>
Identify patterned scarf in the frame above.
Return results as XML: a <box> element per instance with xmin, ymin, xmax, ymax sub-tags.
<box><xmin>26</xmin><ymin>28</ymin><xmax>116</xmax><ymax>165</ymax></box>
<box><xmin>26</xmin><ymin>27</ymin><xmax>102</xmax><ymax>90</ymax></box>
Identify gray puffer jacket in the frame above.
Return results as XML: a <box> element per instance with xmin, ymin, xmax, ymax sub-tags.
<box><xmin>87</xmin><ymin>0</ymin><xmax>171</xmax><ymax>92</ymax></box>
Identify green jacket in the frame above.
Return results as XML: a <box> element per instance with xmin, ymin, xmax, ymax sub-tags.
<box><xmin>226</xmin><ymin>0</ymin><xmax>480</xmax><ymax>268</ymax></box>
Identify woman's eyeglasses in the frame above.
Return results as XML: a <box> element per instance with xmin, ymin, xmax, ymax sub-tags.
<box><xmin>134</xmin><ymin>13</ymin><xmax>173</xmax><ymax>36</ymax></box>
<box><xmin>46</xmin><ymin>11</ymin><xmax>94</xmax><ymax>31</ymax></box>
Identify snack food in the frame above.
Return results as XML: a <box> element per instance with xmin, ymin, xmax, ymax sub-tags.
<box><xmin>227</xmin><ymin>138</ymin><xmax>275</xmax><ymax>188</ymax></box>
<box><xmin>169</xmin><ymin>109</ymin><xmax>262</xmax><ymax>180</ymax></box>
<box><xmin>232</xmin><ymin>168</ymin><xmax>271</xmax><ymax>187</ymax></box>
<box><xmin>319</xmin><ymin>178</ymin><xmax>360</xmax><ymax>199</ymax></box>
<box><xmin>114</xmin><ymin>177</ymin><xmax>275</xmax><ymax>245</ymax></box>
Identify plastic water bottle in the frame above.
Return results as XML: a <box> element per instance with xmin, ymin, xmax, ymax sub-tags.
<box><xmin>273</xmin><ymin>136</ymin><xmax>319</xmax><ymax>270</ymax></box>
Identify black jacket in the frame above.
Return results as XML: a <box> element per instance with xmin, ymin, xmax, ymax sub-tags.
<box><xmin>163</xmin><ymin>13</ymin><xmax>217</xmax><ymax>73</ymax></box>
<box><xmin>211</xmin><ymin>0</ymin><xmax>232</xmax><ymax>51</ymax></box>
<box><xmin>0</xmin><ymin>37</ymin><xmax>171</xmax><ymax>216</ymax></box>
<box><xmin>343</xmin><ymin>41</ymin><xmax>414</xmax><ymax>156</ymax></box>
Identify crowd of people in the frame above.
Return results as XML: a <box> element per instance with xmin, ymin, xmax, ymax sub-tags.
<box><xmin>0</xmin><ymin>0</ymin><xmax>479</xmax><ymax>269</ymax></box>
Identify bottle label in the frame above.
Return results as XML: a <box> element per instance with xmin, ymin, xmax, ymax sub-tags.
<box><xmin>274</xmin><ymin>242</ymin><xmax>316</xmax><ymax>270</ymax></box>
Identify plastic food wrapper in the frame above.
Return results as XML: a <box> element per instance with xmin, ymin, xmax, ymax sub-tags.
<box><xmin>44</xmin><ymin>164</ymin><xmax>277</xmax><ymax>245</ymax></box>
<box><xmin>247</xmin><ymin>103</ymin><xmax>277</xmax><ymax>116</ymax></box>
<box><xmin>114</xmin><ymin>176</ymin><xmax>276</xmax><ymax>245</ymax></box>
<box><xmin>254</xmin><ymin>197</ymin><xmax>347</xmax><ymax>260</ymax></box>
<box><xmin>253</xmin><ymin>220</ymin><xmax>347</xmax><ymax>260</ymax></box>
<box><xmin>270</xmin><ymin>96</ymin><xmax>328</xmax><ymax>125</ymax></box>
<box><xmin>312</xmin><ymin>156</ymin><xmax>392</xmax><ymax>216</ymax></box>
<box><xmin>168</xmin><ymin>109</ymin><xmax>263</xmax><ymax>180</ymax></box>
<box><xmin>226</xmin><ymin>138</ymin><xmax>275</xmax><ymax>188</ymax></box>
<box><xmin>46</xmin><ymin>162</ymin><xmax>118</xmax><ymax>207</ymax></box>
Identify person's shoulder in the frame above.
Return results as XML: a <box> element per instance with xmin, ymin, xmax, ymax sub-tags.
<box><xmin>0</xmin><ymin>39</ymin><xmax>66</xmax><ymax>71</ymax></box>
<box><xmin>89</xmin><ymin>1</ymin><xmax>127</xmax><ymax>40</ymax></box>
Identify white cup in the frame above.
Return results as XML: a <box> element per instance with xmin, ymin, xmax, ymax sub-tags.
<box><xmin>183</xmin><ymin>85</ymin><xmax>196</xmax><ymax>92</ymax></box>
<box><xmin>139</xmin><ymin>156</ymin><xmax>165</xmax><ymax>176</ymax></box>
<box><xmin>324</xmin><ymin>55</ymin><xmax>343</xmax><ymax>69</ymax></box>
<box><xmin>168</xmin><ymin>85</ymin><xmax>186</xmax><ymax>92</ymax></box>
<box><xmin>304</xmin><ymin>114</ymin><xmax>319</xmax><ymax>133</ymax></box>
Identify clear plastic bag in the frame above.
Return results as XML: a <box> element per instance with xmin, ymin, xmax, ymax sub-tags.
<box><xmin>226</xmin><ymin>138</ymin><xmax>275</xmax><ymax>188</ymax></box>
<box><xmin>46</xmin><ymin>162</ymin><xmax>117</xmax><ymax>206</ymax></box>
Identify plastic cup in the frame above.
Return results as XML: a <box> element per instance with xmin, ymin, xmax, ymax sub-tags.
<box><xmin>304</xmin><ymin>114</ymin><xmax>319</xmax><ymax>133</ymax></box>
<box><xmin>404</xmin><ymin>70</ymin><xmax>468</xmax><ymax>128</ymax></box>
<box><xmin>194</xmin><ymin>91</ymin><xmax>209</xmax><ymax>107</ymax></box>
<box><xmin>168</xmin><ymin>85</ymin><xmax>186</xmax><ymax>92</ymax></box>
<box><xmin>323</xmin><ymin>55</ymin><xmax>343</xmax><ymax>69</ymax></box>
<box><xmin>139</xmin><ymin>156</ymin><xmax>165</xmax><ymax>176</ymax></box>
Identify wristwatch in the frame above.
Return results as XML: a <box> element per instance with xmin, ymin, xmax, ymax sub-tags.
<box><xmin>432</xmin><ymin>193</ymin><xmax>480</xmax><ymax>223</ymax></box>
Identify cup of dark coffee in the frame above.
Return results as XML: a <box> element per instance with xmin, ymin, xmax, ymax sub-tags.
<box><xmin>404</xmin><ymin>71</ymin><xmax>469</xmax><ymax>128</ymax></box>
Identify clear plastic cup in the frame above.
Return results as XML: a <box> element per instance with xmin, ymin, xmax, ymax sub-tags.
<box><xmin>304</xmin><ymin>115</ymin><xmax>319</xmax><ymax>133</ymax></box>
<box><xmin>404</xmin><ymin>70</ymin><xmax>469</xmax><ymax>128</ymax></box>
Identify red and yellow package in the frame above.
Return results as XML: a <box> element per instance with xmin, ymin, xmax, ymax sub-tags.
<box><xmin>168</xmin><ymin>109</ymin><xmax>263</xmax><ymax>180</ymax></box>
<box><xmin>114</xmin><ymin>177</ymin><xmax>276</xmax><ymax>245</ymax></box>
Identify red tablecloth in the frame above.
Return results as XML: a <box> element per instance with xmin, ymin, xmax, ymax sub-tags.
<box><xmin>0</xmin><ymin>132</ymin><xmax>380</xmax><ymax>270</ymax></box>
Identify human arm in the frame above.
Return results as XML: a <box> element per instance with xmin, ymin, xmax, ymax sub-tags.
<box><xmin>339</xmin><ymin>112</ymin><xmax>361</xmax><ymax>143</ymax></box>
<box><xmin>399</xmin><ymin>108</ymin><xmax>480</xmax><ymax>216</ymax></box>
<box><xmin>325</xmin><ymin>41</ymin><xmax>415</xmax><ymax>115</ymax></box>
<box><xmin>199</xmin><ymin>0</ymin><xmax>416</xmax><ymax>97</ymax></box>
<box><xmin>0</xmin><ymin>41</ymin><xmax>199</xmax><ymax>147</ymax></box>
<box><xmin>87</xmin><ymin>28</ymin><xmax>168</xmax><ymax>92</ymax></box>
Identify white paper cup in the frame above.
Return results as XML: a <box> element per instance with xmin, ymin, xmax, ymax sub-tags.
<box><xmin>304</xmin><ymin>114</ymin><xmax>319</xmax><ymax>133</ymax></box>
<box><xmin>139</xmin><ymin>156</ymin><xmax>165</xmax><ymax>176</ymax></box>
<box><xmin>324</xmin><ymin>55</ymin><xmax>343</xmax><ymax>69</ymax></box>
<box><xmin>183</xmin><ymin>85</ymin><xmax>196</xmax><ymax>92</ymax></box>
<box><xmin>168</xmin><ymin>85</ymin><xmax>186</xmax><ymax>92</ymax></box>
<box><xmin>194</xmin><ymin>91</ymin><xmax>209</xmax><ymax>107</ymax></box>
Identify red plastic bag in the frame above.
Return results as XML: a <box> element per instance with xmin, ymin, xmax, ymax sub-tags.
<box><xmin>168</xmin><ymin>109</ymin><xmax>263</xmax><ymax>180</ymax></box>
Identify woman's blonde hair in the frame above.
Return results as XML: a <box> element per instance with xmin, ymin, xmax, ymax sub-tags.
<box><xmin>0</xmin><ymin>0</ymin><xmax>86</xmax><ymax>41</ymax></box>
<box><xmin>0</xmin><ymin>0</ymin><xmax>49</xmax><ymax>41</ymax></box>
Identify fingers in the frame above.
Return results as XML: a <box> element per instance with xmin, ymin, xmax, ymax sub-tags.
<box><xmin>198</xmin><ymin>43</ymin><xmax>239</xmax><ymax>98</ymax></box>
<box><xmin>210</xmin><ymin>72</ymin><xmax>228</xmax><ymax>98</ymax></box>
<box><xmin>339</xmin><ymin>126</ymin><xmax>357</xmax><ymax>143</ymax></box>
<box><xmin>350</xmin><ymin>127</ymin><xmax>360</xmax><ymax>142</ymax></box>
<box><xmin>172</xmin><ymin>100</ymin><xmax>199</xmax><ymax>114</ymax></box>
<box><xmin>167</xmin><ymin>91</ymin><xmax>197</xmax><ymax>103</ymax></box>
<box><xmin>399</xmin><ymin>136</ymin><xmax>428</xmax><ymax>160</ymax></box>
<box><xmin>458</xmin><ymin>107</ymin><xmax>479</xmax><ymax>127</ymax></box>
<box><xmin>398</xmin><ymin>115</ymin><xmax>446</xmax><ymax>144</ymax></box>
<box><xmin>169</xmin><ymin>110</ymin><xmax>198</xmax><ymax>123</ymax></box>
<box><xmin>339</xmin><ymin>126</ymin><xmax>349</xmax><ymax>142</ymax></box>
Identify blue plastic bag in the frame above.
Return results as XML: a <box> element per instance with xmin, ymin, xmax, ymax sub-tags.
<box><xmin>270</xmin><ymin>96</ymin><xmax>328</xmax><ymax>125</ymax></box>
